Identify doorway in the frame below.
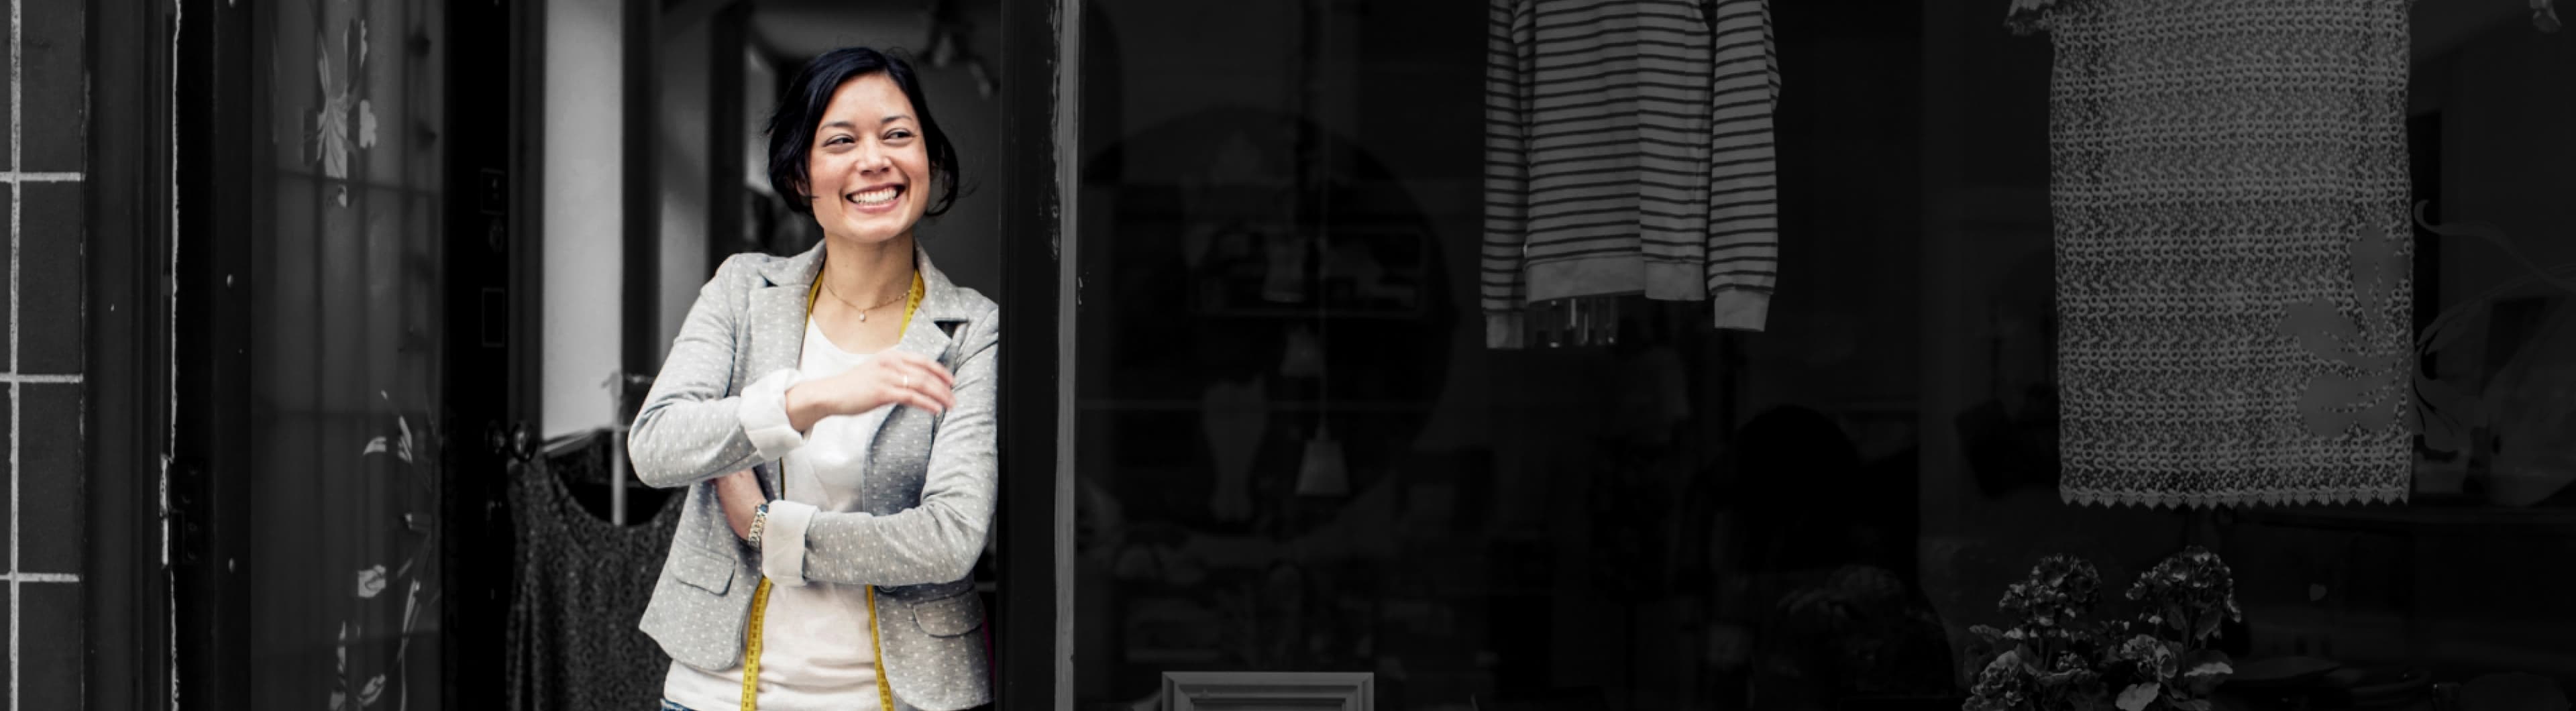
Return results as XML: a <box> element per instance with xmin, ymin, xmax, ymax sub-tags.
<box><xmin>160</xmin><ymin>0</ymin><xmax>1072</xmax><ymax>707</ymax></box>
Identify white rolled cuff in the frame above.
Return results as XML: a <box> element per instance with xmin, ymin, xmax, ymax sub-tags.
<box><xmin>757</xmin><ymin>498</ymin><xmax>820</xmax><ymax>587</ymax></box>
<box><xmin>1712</xmin><ymin>288</ymin><xmax>1770</xmax><ymax>332</ymax></box>
<box><xmin>1485</xmin><ymin>312</ymin><xmax>1525</xmax><ymax>349</ymax></box>
<box><xmin>736</xmin><ymin>368</ymin><xmax>808</xmax><ymax>460</ymax></box>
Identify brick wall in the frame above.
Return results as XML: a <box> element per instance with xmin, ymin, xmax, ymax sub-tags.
<box><xmin>13</xmin><ymin>0</ymin><xmax>85</xmax><ymax>706</ymax></box>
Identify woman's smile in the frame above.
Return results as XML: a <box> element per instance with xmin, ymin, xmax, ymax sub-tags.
<box><xmin>845</xmin><ymin>183</ymin><xmax>905</xmax><ymax>213</ymax></box>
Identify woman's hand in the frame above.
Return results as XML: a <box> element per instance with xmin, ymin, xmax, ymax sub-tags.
<box><xmin>716</xmin><ymin>468</ymin><xmax>763</xmax><ymax>542</ymax></box>
<box><xmin>782</xmin><ymin>350</ymin><xmax>957</xmax><ymax>431</ymax></box>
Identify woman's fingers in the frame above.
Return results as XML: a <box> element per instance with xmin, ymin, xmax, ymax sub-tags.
<box><xmin>879</xmin><ymin>350</ymin><xmax>955</xmax><ymax>386</ymax></box>
<box><xmin>824</xmin><ymin>351</ymin><xmax>957</xmax><ymax>415</ymax></box>
<box><xmin>902</xmin><ymin>361</ymin><xmax>958</xmax><ymax>410</ymax></box>
<box><xmin>894</xmin><ymin>368</ymin><xmax>956</xmax><ymax>413</ymax></box>
<box><xmin>876</xmin><ymin>355</ymin><xmax>957</xmax><ymax>411</ymax></box>
<box><xmin>904</xmin><ymin>390</ymin><xmax>949</xmax><ymax>415</ymax></box>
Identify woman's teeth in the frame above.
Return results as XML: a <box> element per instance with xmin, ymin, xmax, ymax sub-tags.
<box><xmin>851</xmin><ymin>186</ymin><xmax>901</xmax><ymax>205</ymax></box>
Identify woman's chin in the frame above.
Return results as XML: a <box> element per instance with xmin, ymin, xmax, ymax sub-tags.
<box><xmin>826</xmin><ymin>221</ymin><xmax>913</xmax><ymax>245</ymax></box>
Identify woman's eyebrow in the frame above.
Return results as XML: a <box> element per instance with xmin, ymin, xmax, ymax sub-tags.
<box><xmin>818</xmin><ymin>115</ymin><xmax>912</xmax><ymax>133</ymax></box>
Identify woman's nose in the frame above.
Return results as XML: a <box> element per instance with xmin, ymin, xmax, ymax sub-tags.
<box><xmin>856</xmin><ymin>145</ymin><xmax>892</xmax><ymax>173</ymax></box>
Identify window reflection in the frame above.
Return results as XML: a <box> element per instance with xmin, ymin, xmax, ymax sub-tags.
<box><xmin>1071</xmin><ymin>1</ymin><xmax>2576</xmax><ymax>710</ymax></box>
<box><xmin>248</xmin><ymin>0</ymin><xmax>447</xmax><ymax>706</ymax></box>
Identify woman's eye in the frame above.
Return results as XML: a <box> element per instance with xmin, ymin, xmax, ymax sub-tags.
<box><xmin>886</xmin><ymin>129</ymin><xmax>915</xmax><ymax>140</ymax></box>
<box><xmin>826</xmin><ymin>135</ymin><xmax>853</xmax><ymax>146</ymax></box>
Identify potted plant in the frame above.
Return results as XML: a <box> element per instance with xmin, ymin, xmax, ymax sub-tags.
<box><xmin>1963</xmin><ymin>547</ymin><xmax>2243</xmax><ymax>711</ymax></box>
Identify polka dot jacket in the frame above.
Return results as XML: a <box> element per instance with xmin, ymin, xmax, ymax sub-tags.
<box><xmin>627</xmin><ymin>241</ymin><xmax>1000</xmax><ymax>711</ymax></box>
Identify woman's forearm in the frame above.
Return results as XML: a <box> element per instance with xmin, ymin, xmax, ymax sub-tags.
<box><xmin>716</xmin><ymin>469</ymin><xmax>763</xmax><ymax>540</ymax></box>
<box><xmin>784</xmin><ymin>381</ymin><xmax>836</xmax><ymax>433</ymax></box>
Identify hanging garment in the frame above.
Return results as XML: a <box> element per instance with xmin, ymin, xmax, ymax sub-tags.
<box><xmin>2015</xmin><ymin>0</ymin><xmax>2416</xmax><ymax>507</ymax></box>
<box><xmin>506</xmin><ymin>455</ymin><xmax>687</xmax><ymax>711</ymax></box>
<box><xmin>1483</xmin><ymin>0</ymin><xmax>1780</xmax><ymax>349</ymax></box>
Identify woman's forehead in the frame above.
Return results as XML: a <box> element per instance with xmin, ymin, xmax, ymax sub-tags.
<box><xmin>822</xmin><ymin>74</ymin><xmax>916</xmax><ymax>122</ymax></box>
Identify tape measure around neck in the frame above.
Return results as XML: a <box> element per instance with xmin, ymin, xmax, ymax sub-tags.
<box><xmin>740</xmin><ymin>267</ymin><xmax>920</xmax><ymax>711</ymax></box>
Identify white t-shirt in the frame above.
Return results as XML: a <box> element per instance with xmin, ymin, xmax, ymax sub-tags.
<box><xmin>664</xmin><ymin>318</ymin><xmax>895</xmax><ymax>711</ymax></box>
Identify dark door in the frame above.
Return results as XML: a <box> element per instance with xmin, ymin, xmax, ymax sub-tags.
<box><xmin>437</xmin><ymin>0</ymin><xmax>539</xmax><ymax>706</ymax></box>
<box><xmin>171</xmin><ymin>0</ymin><xmax>527</xmax><ymax>705</ymax></box>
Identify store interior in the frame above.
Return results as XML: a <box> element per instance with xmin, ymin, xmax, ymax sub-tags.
<box><xmin>1063</xmin><ymin>1</ymin><xmax>2576</xmax><ymax>709</ymax></box>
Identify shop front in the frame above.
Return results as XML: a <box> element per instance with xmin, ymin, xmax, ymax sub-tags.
<box><xmin>70</xmin><ymin>0</ymin><xmax>2576</xmax><ymax>709</ymax></box>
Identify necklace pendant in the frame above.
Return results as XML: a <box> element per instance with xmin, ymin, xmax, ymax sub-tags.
<box><xmin>858</xmin><ymin>312</ymin><xmax>869</xmax><ymax>322</ymax></box>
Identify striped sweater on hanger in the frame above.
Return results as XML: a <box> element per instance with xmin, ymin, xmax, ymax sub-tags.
<box><xmin>1483</xmin><ymin>0</ymin><xmax>1778</xmax><ymax>348</ymax></box>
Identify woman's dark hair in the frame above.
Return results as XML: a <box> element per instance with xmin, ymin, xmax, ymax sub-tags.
<box><xmin>765</xmin><ymin>47</ymin><xmax>961</xmax><ymax>216</ymax></box>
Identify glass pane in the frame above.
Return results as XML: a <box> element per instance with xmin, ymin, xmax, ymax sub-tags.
<box><xmin>1073</xmin><ymin>3</ymin><xmax>1625</xmax><ymax>706</ymax></box>
<box><xmin>1071</xmin><ymin>2</ymin><xmax>2576</xmax><ymax>710</ymax></box>
<box><xmin>246</xmin><ymin>0</ymin><xmax>447</xmax><ymax>704</ymax></box>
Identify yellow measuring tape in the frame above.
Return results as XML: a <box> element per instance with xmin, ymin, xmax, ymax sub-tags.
<box><xmin>739</xmin><ymin>578</ymin><xmax>775</xmax><ymax>711</ymax></box>
<box><xmin>742</xmin><ymin>266</ymin><xmax>923</xmax><ymax>711</ymax></box>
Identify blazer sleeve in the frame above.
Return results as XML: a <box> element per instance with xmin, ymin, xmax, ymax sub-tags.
<box><xmin>627</xmin><ymin>254</ymin><xmax>773</xmax><ymax>489</ymax></box>
<box><xmin>770</xmin><ymin>309</ymin><xmax>1002</xmax><ymax>587</ymax></box>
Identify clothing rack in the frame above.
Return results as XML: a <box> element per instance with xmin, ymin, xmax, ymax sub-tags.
<box><xmin>540</xmin><ymin>428</ymin><xmax>606</xmax><ymax>461</ymax></box>
<box><xmin>1512</xmin><ymin>294</ymin><xmax>1714</xmax><ymax>349</ymax></box>
<box><xmin>600</xmin><ymin>371</ymin><xmax>659</xmax><ymax>525</ymax></box>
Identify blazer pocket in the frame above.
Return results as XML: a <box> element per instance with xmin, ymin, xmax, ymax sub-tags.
<box><xmin>674</xmin><ymin>549</ymin><xmax>737</xmax><ymax>596</ymax></box>
<box><xmin>906</xmin><ymin>589</ymin><xmax>985</xmax><ymax>638</ymax></box>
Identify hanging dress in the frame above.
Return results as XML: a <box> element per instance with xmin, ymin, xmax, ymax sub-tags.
<box><xmin>505</xmin><ymin>453</ymin><xmax>688</xmax><ymax>711</ymax></box>
<box><xmin>2012</xmin><ymin>0</ymin><xmax>2416</xmax><ymax>507</ymax></box>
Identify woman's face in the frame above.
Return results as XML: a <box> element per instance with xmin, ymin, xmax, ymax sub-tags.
<box><xmin>805</xmin><ymin>72</ymin><xmax>933</xmax><ymax>245</ymax></box>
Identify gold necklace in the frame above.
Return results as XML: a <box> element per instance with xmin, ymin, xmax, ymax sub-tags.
<box><xmin>820</xmin><ymin>276</ymin><xmax>911</xmax><ymax>322</ymax></box>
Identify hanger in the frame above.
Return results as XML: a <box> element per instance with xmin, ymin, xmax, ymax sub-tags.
<box><xmin>1522</xmin><ymin>295</ymin><xmax>1636</xmax><ymax>348</ymax></box>
<box><xmin>539</xmin><ymin>428</ymin><xmax>603</xmax><ymax>461</ymax></box>
<box><xmin>600</xmin><ymin>371</ymin><xmax>661</xmax><ymax>525</ymax></box>
<box><xmin>530</xmin><ymin>426</ymin><xmax>653</xmax><ymax>525</ymax></box>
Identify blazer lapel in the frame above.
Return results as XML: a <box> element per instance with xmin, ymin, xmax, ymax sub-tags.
<box><xmin>863</xmin><ymin>245</ymin><xmax>975</xmax><ymax>509</ymax></box>
<box><xmin>746</xmin><ymin>241</ymin><xmax>826</xmax><ymax>384</ymax></box>
<box><xmin>887</xmin><ymin>244</ymin><xmax>963</xmax><ymax>366</ymax></box>
<box><xmin>743</xmin><ymin>288</ymin><xmax>809</xmax><ymax>383</ymax></box>
<box><xmin>757</xmin><ymin>239</ymin><xmax>965</xmax><ymax>372</ymax></box>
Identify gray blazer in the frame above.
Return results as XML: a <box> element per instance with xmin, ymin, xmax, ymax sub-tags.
<box><xmin>627</xmin><ymin>240</ymin><xmax>998</xmax><ymax>711</ymax></box>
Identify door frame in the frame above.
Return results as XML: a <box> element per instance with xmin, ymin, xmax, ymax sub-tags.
<box><xmin>437</xmin><ymin>0</ymin><xmax>544</xmax><ymax>705</ymax></box>
<box><xmin>996</xmin><ymin>0</ymin><xmax>1077</xmax><ymax>706</ymax></box>
<box><xmin>85</xmin><ymin>0</ymin><xmax>183</xmax><ymax>704</ymax></box>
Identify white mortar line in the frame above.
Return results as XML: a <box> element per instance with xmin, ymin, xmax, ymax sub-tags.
<box><xmin>12</xmin><ymin>0</ymin><xmax>26</xmax><ymax>706</ymax></box>
<box><xmin>0</xmin><ymin>374</ymin><xmax>75</xmax><ymax>384</ymax></box>
<box><xmin>0</xmin><ymin>172</ymin><xmax>78</xmax><ymax>182</ymax></box>
<box><xmin>0</xmin><ymin>573</ymin><xmax>68</xmax><ymax>584</ymax></box>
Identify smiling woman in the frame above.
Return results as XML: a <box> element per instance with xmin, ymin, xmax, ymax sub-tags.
<box><xmin>770</xmin><ymin>49</ymin><xmax>963</xmax><ymax>242</ymax></box>
<box><xmin>627</xmin><ymin>46</ymin><xmax>1002</xmax><ymax>711</ymax></box>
